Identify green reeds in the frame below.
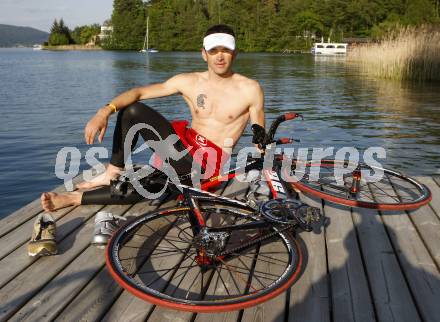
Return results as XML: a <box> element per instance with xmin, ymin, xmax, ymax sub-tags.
<box><xmin>347</xmin><ymin>26</ymin><xmax>440</xmax><ymax>83</ymax></box>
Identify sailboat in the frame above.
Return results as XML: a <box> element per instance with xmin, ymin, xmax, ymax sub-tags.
<box><xmin>140</xmin><ymin>16</ymin><xmax>158</xmax><ymax>53</ymax></box>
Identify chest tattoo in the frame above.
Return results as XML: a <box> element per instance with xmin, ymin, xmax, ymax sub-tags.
<box><xmin>196</xmin><ymin>94</ymin><xmax>207</xmax><ymax>109</ymax></box>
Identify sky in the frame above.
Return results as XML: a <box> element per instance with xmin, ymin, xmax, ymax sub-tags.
<box><xmin>0</xmin><ymin>0</ymin><xmax>114</xmax><ymax>32</ymax></box>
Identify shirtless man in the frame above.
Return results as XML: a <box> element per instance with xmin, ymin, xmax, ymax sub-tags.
<box><xmin>41</xmin><ymin>24</ymin><xmax>264</xmax><ymax>212</ymax></box>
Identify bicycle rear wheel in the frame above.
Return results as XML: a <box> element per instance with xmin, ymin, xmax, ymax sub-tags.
<box><xmin>287</xmin><ymin>159</ymin><xmax>431</xmax><ymax>211</ymax></box>
<box><xmin>106</xmin><ymin>202</ymin><xmax>302</xmax><ymax>312</ymax></box>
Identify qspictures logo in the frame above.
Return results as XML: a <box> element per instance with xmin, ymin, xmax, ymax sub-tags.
<box><xmin>54</xmin><ymin>123</ymin><xmax>386</xmax><ymax>199</ymax></box>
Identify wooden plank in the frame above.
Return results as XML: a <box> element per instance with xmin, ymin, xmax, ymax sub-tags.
<box><xmin>415</xmin><ymin>176</ymin><xmax>440</xmax><ymax>220</ymax></box>
<box><xmin>6</xmin><ymin>204</ymin><xmax>133</xmax><ymax>322</ymax></box>
<box><xmin>352</xmin><ymin>206</ymin><xmax>421</xmax><ymax>322</ymax></box>
<box><xmin>322</xmin><ymin>197</ymin><xmax>376</xmax><ymax>322</ymax></box>
<box><xmin>11</xmin><ymin>247</ymin><xmax>106</xmax><ymax>322</ymax></box>
<box><xmin>0</xmin><ymin>175</ymin><xmax>83</xmax><ymax>238</ymax></box>
<box><xmin>100</xmin><ymin>287</ymin><xmax>152</xmax><ymax>322</ymax></box>
<box><xmin>0</xmin><ymin>200</ymin><xmax>44</xmax><ymax>237</ymax></box>
<box><xmin>393</xmin><ymin>177</ymin><xmax>440</xmax><ymax>269</ymax></box>
<box><xmin>0</xmin><ymin>203</ymin><xmax>100</xmax><ymax>289</ymax></box>
<box><xmin>287</xmin><ymin>193</ymin><xmax>329</xmax><ymax>322</ymax></box>
<box><xmin>432</xmin><ymin>175</ymin><xmax>440</xmax><ymax>188</ymax></box>
<box><xmin>371</xmin><ymin>178</ymin><xmax>440</xmax><ymax>322</ymax></box>
<box><xmin>0</xmin><ymin>204</ymin><xmax>103</xmax><ymax>321</ymax></box>
<box><xmin>0</xmin><ymin>205</ymin><xmax>75</xmax><ymax>261</ymax></box>
<box><xmin>55</xmin><ymin>198</ymin><xmax>177</xmax><ymax>322</ymax></box>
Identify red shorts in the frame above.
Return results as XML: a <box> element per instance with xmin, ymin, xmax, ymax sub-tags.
<box><xmin>172</xmin><ymin>120</ymin><xmax>229</xmax><ymax>177</ymax></box>
<box><xmin>151</xmin><ymin>120</ymin><xmax>229</xmax><ymax>178</ymax></box>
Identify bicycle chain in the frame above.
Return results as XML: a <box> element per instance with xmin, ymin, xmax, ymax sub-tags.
<box><xmin>218</xmin><ymin>225</ymin><xmax>293</xmax><ymax>256</ymax></box>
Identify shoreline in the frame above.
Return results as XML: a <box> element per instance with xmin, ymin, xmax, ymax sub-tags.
<box><xmin>43</xmin><ymin>44</ymin><xmax>103</xmax><ymax>51</ymax></box>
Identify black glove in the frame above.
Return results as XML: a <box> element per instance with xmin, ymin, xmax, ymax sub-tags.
<box><xmin>251</xmin><ymin>124</ymin><xmax>268</xmax><ymax>146</ymax></box>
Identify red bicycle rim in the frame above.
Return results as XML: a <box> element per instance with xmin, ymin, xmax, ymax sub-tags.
<box><xmin>106</xmin><ymin>221</ymin><xmax>303</xmax><ymax>313</ymax></box>
<box><xmin>284</xmin><ymin>162</ymin><xmax>431</xmax><ymax>211</ymax></box>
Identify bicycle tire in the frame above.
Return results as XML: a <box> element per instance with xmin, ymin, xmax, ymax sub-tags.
<box><xmin>286</xmin><ymin>159</ymin><xmax>431</xmax><ymax>211</ymax></box>
<box><xmin>106</xmin><ymin>202</ymin><xmax>302</xmax><ymax>312</ymax></box>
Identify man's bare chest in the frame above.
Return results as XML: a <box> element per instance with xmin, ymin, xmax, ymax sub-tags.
<box><xmin>184</xmin><ymin>86</ymin><xmax>249</xmax><ymax>122</ymax></box>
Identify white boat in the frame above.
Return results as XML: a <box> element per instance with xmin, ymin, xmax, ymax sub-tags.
<box><xmin>140</xmin><ymin>48</ymin><xmax>158</xmax><ymax>53</ymax></box>
<box><xmin>311</xmin><ymin>42</ymin><xmax>347</xmax><ymax>55</ymax></box>
<box><xmin>33</xmin><ymin>44</ymin><xmax>43</xmax><ymax>50</ymax></box>
<box><xmin>140</xmin><ymin>16</ymin><xmax>159</xmax><ymax>53</ymax></box>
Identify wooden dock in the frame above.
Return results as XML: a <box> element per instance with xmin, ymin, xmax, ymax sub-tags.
<box><xmin>1</xmin><ymin>176</ymin><xmax>440</xmax><ymax>322</ymax></box>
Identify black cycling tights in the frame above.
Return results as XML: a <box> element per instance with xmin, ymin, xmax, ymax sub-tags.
<box><xmin>82</xmin><ymin>103</ymin><xmax>194</xmax><ymax>205</ymax></box>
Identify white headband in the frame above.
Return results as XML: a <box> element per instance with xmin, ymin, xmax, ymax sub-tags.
<box><xmin>203</xmin><ymin>33</ymin><xmax>235</xmax><ymax>51</ymax></box>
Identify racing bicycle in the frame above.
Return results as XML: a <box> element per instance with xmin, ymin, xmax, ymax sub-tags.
<box><xmin>105</xmin><ymin>112</ymin><xmax>432</xmax><ymax>312</ymax></box>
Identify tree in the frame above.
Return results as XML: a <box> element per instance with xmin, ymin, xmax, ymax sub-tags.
<box><xmin>405</xmin><ymin>0</ymin><xmax>437</xmax><ymax>24</ymax></box>
<box><xmin>101</xmin><ymin>0</ymin><xmax>439</xmax><ymax>51</ymax></box>
<box><xmin>48</xmin><ymin>18</ymin><xmax>73</xmax><ymax>45</ymax></box>
<box><xmin>48</xmin><ymin>32</ymin><xmax>69</xmax><ymax>46</ymax></box>
<box><xmin>110</xmin><ymin>0</ymin><xmax>146</xmax><ymax>50</ymax></box>
<box><xmin>71</xmin><ymin>24</ymin><xmax>101</xmax><ymax>45</ymax></box>
<box><xmin>292</xmin><ymin>10</ymin><xmax>324</xmax><ymax>47</ymax></box>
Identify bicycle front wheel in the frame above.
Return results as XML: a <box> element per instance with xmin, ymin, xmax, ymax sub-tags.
<box><xmin>106</xmin><ymin>202</ymin><xmax>302</xmax><ymax>312</ymax></box>
<box><xmin>288</xmin><ymin>159</ymin><xmax>431</xmax><ymax>211</ymax></box>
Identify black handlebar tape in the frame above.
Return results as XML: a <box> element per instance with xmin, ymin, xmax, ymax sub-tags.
<box><xmin>251</xmin><ymin>124</ymin><xmax>267</xmax><ymax>144</ymax></box>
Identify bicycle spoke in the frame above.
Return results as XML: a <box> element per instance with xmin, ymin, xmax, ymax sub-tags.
<box><xmin>221</xmin><ymin>260</ymin><xmax>244</xmax><ymax>294</ymax></box>
<box><xmin>253</xmin><ymin>252</ymin><xmax>289</xmax><ymax>265</ymax></box>
<box><xmin>163</xmin><ymin>215</ymin><xmax>194</xmax><ymax>240</ymax></box>
<box><xmin>200</xmin><ymin>269</ymin><xmax>204</xmax><ymax>295</ymax></box>
<box><xmin>133</xmin><ymin>233</ymin><xmax>192</xmax><ymax>244</ymax></box>
<box><xmin>150</xmin><ymin>246</ymin><xmax>187</xmax><ymax>253</ymax></box>
<box><xmin>222</xmin><ymin>263</ymin><xmax>281</xmax><ymax>280</ymax></box>
<box><xmin>215</xmin><ymin>264</ymin><xmax>231</xmax><ymax>296</ymax></box>
<box><xmin>185</xmin><ymin>268</ymin><xmax>203</xmax><ymax>299</ymax></box>
<box><xmin>144</xmin><ymin>248</ymin><xmax>196</xmax><ymax>286</ymax></box>
<box><xmin>369</xmin><ymin>182</ymin><xmax>401</xmax><ymax>203</ymax></box>
<box><xmin>168</xmin><ymin>262</ymin><xmax>197</xmax><ymax>296</ymax></box>
<box><xmin>230</xmin><ymin>251</ymin><xmax>287</xmax><ymax>266</ymax></box>
<box><xmin>138</xmin><ymin>264</ymin><xmax>199</xmax><ymax>275</ymax></box>
<box><xmin>144</xmin><ymin>265</ymin><xmax>183</xmax><ymax>287</ymax></box>
<box><xmin>119</xmin><ymin>249</ymin><xmax>186</xmax><ymax>261</ymax></box>
<box><xmin>212</xmin><ymin>267</ymin><xmax>221</xmax><ymax>296</ymax></box>
<box><xmin>147</xmin><ymin>248</ymin><xmax>194</xmax><ymax>256</ymax></box>
<box><xmin>217</xmin><ymin>265</ymin><xmax>277</xmax><ymax>284</ymax></box>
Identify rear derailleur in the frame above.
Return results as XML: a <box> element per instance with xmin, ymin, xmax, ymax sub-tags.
<box><xmin>193</xmin><ymin>228</ymin><xmax>230</xmax><ymax>259</ymax></box>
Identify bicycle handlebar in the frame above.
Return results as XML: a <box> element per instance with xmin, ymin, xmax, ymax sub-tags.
<box><xmin>251</xmin><ymin>112</ymin><xmax>302</xmax><ymax>150</ymax></box>
<box><xmin>284</xmin><ymin>112</ymin><xmax>304</xmax><ymax>121</ymax></box>
<box><xmin>276</xmin><ymin>137</ymin><xmax>300</xmax><ymax>145</ymax></box>
<box><xmin>266</xmin><ymin>112</ymin><xmax>303</xmax><ymax>144</ymax></box>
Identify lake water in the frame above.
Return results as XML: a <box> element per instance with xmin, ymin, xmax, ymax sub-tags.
<box><xmin>0</xmin><ymin>48</ymin><xmax>439</xmax><ymax>218</ymax></box>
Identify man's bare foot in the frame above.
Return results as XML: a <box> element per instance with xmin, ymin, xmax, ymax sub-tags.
<box><xmin>41</xmin><ymin>192</ymin><xmax>82</xmax><ymax>212</ymax></box>
<box><xmin>75</xmin><ymin>164</ymin><xmax>123</xmax><ymax>190</ymax></box>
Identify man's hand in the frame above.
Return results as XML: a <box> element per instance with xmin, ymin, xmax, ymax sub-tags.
<box><xmin>84</xmin><ymin>107</ymin><xmax>111</xmax><ymax>144</ymax></box>
<box><xmin>251</xmin><ymin>124</ymin><xmax>269</xmax><ymax>151</ymax></box>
